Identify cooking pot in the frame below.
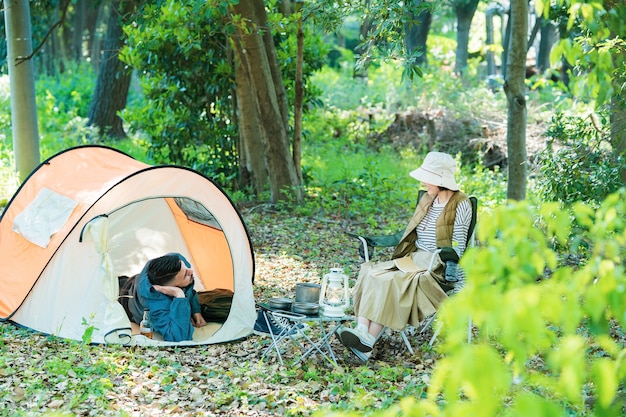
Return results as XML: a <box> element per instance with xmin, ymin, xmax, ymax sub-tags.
<box><xmin>295</xmin><ymin>283</ymin><xmax>321</xmax><ymax>303</ymax></box>
<box><xmin>269</xmin><ymin>297</ymin><xmax>292</xmax><ymax>310</ymax></box>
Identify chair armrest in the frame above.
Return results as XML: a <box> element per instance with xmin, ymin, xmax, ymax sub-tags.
<box><xmin>438</xmin><ymin>246</ymin><xmax>459</xmax><ymax>262</ymax></box>
<box><xmin>345</xmin><ymin>230</ymin><xmax>404</xmax><ymax>262</ymax></box>
<box><xmin>345</xmin><ymin>230</ymin><xmax>403</xmax><ymax>248</ymax></box>
<box><xmin>427</xmin><ymin>247</ymin><xmax>462</xmax><ymax>283</ymax></box>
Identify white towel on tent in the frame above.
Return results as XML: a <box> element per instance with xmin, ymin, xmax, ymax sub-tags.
<box><xmin>13</xmin><ymin>187</ymin><xmax>77</xmax><ymax>248</ymax></box>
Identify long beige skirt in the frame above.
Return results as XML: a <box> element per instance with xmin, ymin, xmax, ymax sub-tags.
<box><xmin>352</xmin><ymin>250</ymin><xmax>448</xmax><ymax>331</ymax></box>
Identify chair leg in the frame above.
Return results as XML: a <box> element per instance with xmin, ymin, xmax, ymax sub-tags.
<box><xmin>400</xmin><ymin>329</ymin><xmax>415</xmax><ymax>354</ymax></box>
<box><xmin>418</xmin><ymin>313</ymin><xmax>437</xmax><ymax>334</ymax></box>
<box><xmin>429</xmin><ymin>316</ymin><xmax>473</xmax><ymax>347</ymax></box>
<box><xmin>375</xmin><ymin>327</ymin><xmax>387</xmax><ymax>342</ymax></box>
<box><xmin>428</xmin><ymin>322</ymin><xmax>442</xmax><ymax>347</ymax></box>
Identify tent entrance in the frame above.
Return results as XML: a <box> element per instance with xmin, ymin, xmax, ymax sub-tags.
<box><xmin>97</xmin><ymin>197</ymin><xmax>236</xmax><ymax>342</ymax></box>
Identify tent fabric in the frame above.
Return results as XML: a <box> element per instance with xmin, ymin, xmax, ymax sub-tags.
<box><xmin>0</xmin><ymin>145</ymin><xmax>256</xmax><ymax>346</ymax></box>
<box><xmin>12</xmin><ymin>187</ymin><xmax>78</xmax><ymax>248</ymax></box>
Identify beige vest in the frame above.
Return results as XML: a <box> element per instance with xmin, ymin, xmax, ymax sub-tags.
<box><xmin>392</xmin><ymin>191</ymin><xmax>469</xmax><ymax>259</ymax></box>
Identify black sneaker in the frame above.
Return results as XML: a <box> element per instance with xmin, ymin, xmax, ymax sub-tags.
<box><xmin>253</xmin><ymin>310</ymin><xmax>297</xmax><ymax>337</ymax></box>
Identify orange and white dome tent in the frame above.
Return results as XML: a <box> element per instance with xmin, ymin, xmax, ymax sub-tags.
<box><xmin>0</xmin><ymin>145</ymin><xmax>256</xmax><ymax>346</ymax></box>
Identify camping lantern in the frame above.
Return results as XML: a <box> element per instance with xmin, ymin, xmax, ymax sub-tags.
<box><xmin>318</xmin><ymin>267</ymin><xmax>350</xmax><ymax>317</ymax></box>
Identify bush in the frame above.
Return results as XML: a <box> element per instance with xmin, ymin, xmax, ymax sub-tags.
<box><xmin>372</xmin><ymin>189</ymin><xmax>626</xmax><ymax>417</ymax></box>
<box><xmin>534</xmin><ymin>111</ymin><xmax>623</xmax><ymax>206</ymax></box>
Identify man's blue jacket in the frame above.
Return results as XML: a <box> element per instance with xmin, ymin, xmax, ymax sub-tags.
<box><xmin>132</xmin><ymin>253</ymin><xmax>202</xmax><ymax>342</ymax></box>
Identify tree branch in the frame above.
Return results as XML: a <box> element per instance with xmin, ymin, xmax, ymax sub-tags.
<box><xmin>15</xmin><ymin>0</ymin><xmax>72</xmax><ymax>67</ymax></box>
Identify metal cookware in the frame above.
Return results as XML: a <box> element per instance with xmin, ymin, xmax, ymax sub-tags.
<box><xmin>269</xmin><ymin>297</ymin><xmax>293</xmax><ymax>310</ymax></box>
<box><xmin>292</xmin><ymin>302</ymin><xmax>320</xmax><ymax>315</ymax></box>
<box><xmin>295</xmin><ymin>282</ymin><xmax>321</xmax><ymax>303</ymax></box>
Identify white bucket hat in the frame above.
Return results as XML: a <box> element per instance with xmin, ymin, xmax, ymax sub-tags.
<box><xmin>409</xmin><ymin>151</ymin><xmax>459</xmax><ymax>191</ymax></box>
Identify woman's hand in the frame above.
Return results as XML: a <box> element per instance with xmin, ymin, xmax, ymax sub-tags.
<box><xmin>191</xmin><ymin>313</ymin><xmax>207</xmax><ymax>328</ymax></box>
<box><xmin>152</xmin><ymin>285</ymin><xmax>185</xmax><ymax>298</ymax></box>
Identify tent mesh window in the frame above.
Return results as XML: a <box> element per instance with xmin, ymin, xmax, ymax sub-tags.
<box><xmin>174</xmin><ymin>197</ymin><xmax>222</xmax><ymax>230</ymax></box>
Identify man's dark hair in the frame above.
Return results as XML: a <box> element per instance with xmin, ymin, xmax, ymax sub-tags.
<box><xmin>147</xmin><ymin>254</ymin><xmax>182</xmax><ymax>285</ymax></box>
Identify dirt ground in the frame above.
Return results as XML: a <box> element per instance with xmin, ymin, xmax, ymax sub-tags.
<box><xmin>366</xmin><ymin>108</ymin><xmax>549</xmax><ymax>169</ymax></box>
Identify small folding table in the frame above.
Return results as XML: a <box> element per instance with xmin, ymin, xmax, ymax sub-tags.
<box><xmin>258</xmin><ymin>304</ymin><xmax>352</xmax><ymax>366</ymax></box>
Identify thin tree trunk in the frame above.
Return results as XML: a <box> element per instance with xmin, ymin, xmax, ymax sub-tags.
<box><xmin>454</xmin><ymin>0</ymin><xmax>480</xmax><ymax>76</ymax></box>
<box><xmin>610</xmin><ymin>97</ymin><xmax>626</xmax><ymax>183</ymax></box>
<box><xmin>293</xmin><ymin>8</ymin><xmax>304</xmax><ymax>183</ymax></box>
<box><xmin>556</xmin><ymin>17</ymin><xmax>572</xmax><ymax>88</ymax></box>
<box><xmin>88</xmin><ymin>3</ymin><xmax>105</xmax><ymax>71</ymax></box>
<box><xmin>87</xmin><ymin>0</ymin><xmax>134</xmax><ymax>138</ymax></box>
<box><xmin>504</xmin><ymin>0</ymin><xmax>528</xmax><ymax>200</ymax></box>
<box><xmin>52</xmin><ymin>5</ymin><xmax>68</xmax><ymax>73</ymax></box>
<box><xmin>4</xmin><ymin>0</ymin><xmax>40</xmax><ymax>182</ymax></box>
<box><xmin>485</xmin><ymin>4</ymin><xmax>501</xmax><ymax>78</ymax></box>
<box><xmin>501</xmin><ymin>8</ymin><xmax>511</xmax><ymax>78</ymax></box>
<box><xmin>72</xmin><ymin>0</ymin><xmax>87</xmax><ymax>62</ymax></box>
<box><xmin>404</xmin><ymin>0</ymin><xmax>432</xmax><ymax>67</ymax></box>
<box><xmin>605</xmin><ymin>0</ymin><xmax>626</xmax><ymax>183</ymax></box>
<box><xmin>537</xmin><ymin>18</ymin><xmax>555</xmax><ymax>72</ymax></box>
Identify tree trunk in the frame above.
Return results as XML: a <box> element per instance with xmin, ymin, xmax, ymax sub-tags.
<box><xmin>293</xmin><ymin>8</ymin><xmax>304</xmax><ymax>183</ymax></box>
<box><xmin>485</xmin><ymin>4</ymin><xmax>502</xmax><ymax>78</ymax></box>
<box><xmin>404</xmin><ymin>0</ymin><xmax>432</xmax><ymax>67</ymax></box>
<box><xmin>611</xmin><ymin>97</ymin><xmax>626</xmax><ymax>183</ymax></box>
<box><xmin>537</xmin><ymin>18</ymin><xmax>555</xmax><ymax>72</ymax></box>
<box><xmin>71</xmin><ymin>0</ymin><xmax>87</xmax><ymax>62</ymax></box>
<box><xmin>51</xmin><ymin>4</ymin><xmax>68</xmax><ymax>73</ymax></box>
<box><xmin>251</xmin><ymin>0</ymin><xmax>289</xmax><ymax>130</ymax></box>
<box><xmin>556</xmin><ymin>16</ymin><xmax>573</xmax><ymax>88</ymax></box>
<box><xmin>231</xmin><ymin>0</ymin><xmax>302</xmax><ymax>204</ymax></box>
<box><xmin>610</xmin><ymin>41</ymin><xmax>626</xmax><ymax>183</ymax></box>
<box><xmin>501</xmin><ymin>8</ymin><xmax>511</xmax><ymax>78</ymax></box>
<box><xmin>503</xmin><ymin>0</ymin><xmax>528</xmax><ymax>200</ymax></box>
<box><xmin>4</xmin><ymin>0</ymin><xmax>40</xmax><ymax>182</ymax></box>
<box><xmin>234</xmin><ymin>42</ymin><xmax>268</xmax><ymax>194</ymax></box>
<box><xmin>454</xmin><ymin>0</ymin><xmax>480</xmax><ymax>76</ymax></box>
<box><xmin>87</xmin><ymin>0</ymin><xmax>134</xmax><ymax>138</ymax></box>
<box><xmin>87</xmin><ymin>2</ymin><xmax>105</xmax><ymax>71</ymax></box>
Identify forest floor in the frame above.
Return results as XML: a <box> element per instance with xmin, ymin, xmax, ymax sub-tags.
<box><xmin>1</xmin><ymin>210</ymin><xmax>442</xmax><ymax>417</ymax></box>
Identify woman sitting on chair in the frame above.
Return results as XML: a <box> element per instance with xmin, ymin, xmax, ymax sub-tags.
<box><xmin>337</xmin><ymin>151</ymin><xmax>473</xmax><ymax>363</ymax></box>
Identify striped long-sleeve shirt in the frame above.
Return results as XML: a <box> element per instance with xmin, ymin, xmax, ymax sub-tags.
<box><xmin>415</xmin><ymin>199</ymin><xmax>473</xmax><ymax>258</ymax></box>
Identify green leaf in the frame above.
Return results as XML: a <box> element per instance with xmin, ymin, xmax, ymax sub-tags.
<box><xmin>510</xmin><ymin>392</ymin><xmax>566</xmax><ymax>416</ymax></box>
<box><xmin>592</xmin><ymin>358</ymin><xmax>618</xmax><ymax>408</ymax></box>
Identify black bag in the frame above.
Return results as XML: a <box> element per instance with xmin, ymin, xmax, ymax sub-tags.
<box><xmin>198</xmin><ymin>288</ymin><xmax>234</xmax><ymax>323</ymax></box>
<box><xmin>118</xmin><ymin>274</ymin><xmax>138</xmax><ymax>321</ymax></box>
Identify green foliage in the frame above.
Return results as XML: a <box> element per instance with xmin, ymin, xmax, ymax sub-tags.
<box><xmin>272</xmin><ymin>13</ymin><xmax>329</xmax><ymax>110</ymax></box>
<box><xmin>36</xmin><ymin>63</ymin><xmax>94</xmax><ymax>123</ymax></box>
<box><xmin>120</xmin><ymin>0</ymin><xmax>238</xmax><ymax>183</ymax></box>
<box><xmin>535</xmin><ymin>111</ymin><xmax>623</xmax><ymax>206</ymax></box>
<box><xmin>544</xmin><ymin>0</ymin><xmax>626</xmax><ymax>108</ymax></box>
<box><xmin>0</xmin><ymin>64</ymin><xmax>148</xmax><ymax>172</ymax></box>
<box><xmin>408</xmin><ymin>189</ymin><xmax>626</xmax><ymax>416</ymax></box>
<box><xmin>0</xmin><ymin>75</ymin><xmax>11</xmax><ymax>155</ymax></box>
<box><xmin>0</xmin><ymin>63</ymin><xmax>98</xmax><ymax>156</ymax></box>
<box><xmin>312</xmin><ymin>61</ymin><xmax>507</xmax><ymax>121</ymax></box>
<box><xmin>80</xmin><ymin>315</ymin><xmax>99</xmax><ymax>345</ymax></box>
<box><xmin>119</xmin><ymin>0</ymin><xmax>327</xmax><ymax>188</ymax></box>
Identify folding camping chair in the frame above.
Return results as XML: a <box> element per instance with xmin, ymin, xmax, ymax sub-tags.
<box><xmin>346</xmin><ymin>190</ymin><xmax>478</xmax><ymax>353</ymax></box>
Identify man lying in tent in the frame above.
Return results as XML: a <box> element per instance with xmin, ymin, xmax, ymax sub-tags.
<box><xmin>123</xmin><ymin>253</ymin><xmax>207</xmax><ymax>342</ymax></box>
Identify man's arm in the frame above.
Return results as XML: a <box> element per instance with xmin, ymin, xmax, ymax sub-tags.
<box><xmin>147</xmin><ymin>287</ymin><xmax>194</xmax><ymax>342</ymax></box>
